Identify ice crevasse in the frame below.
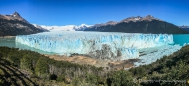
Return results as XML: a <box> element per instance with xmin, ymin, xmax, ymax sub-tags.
<box><xmin>16</xmin><ymin>31</ymin><xmax>174</xmax><ymax>60</ymax></box>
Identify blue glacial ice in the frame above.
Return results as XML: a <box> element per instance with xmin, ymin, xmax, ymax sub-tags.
<box><xmin>134</xmin><ymin>44</ymin><xmax>181</xmax><ymax>67</ymax></box>
<box><xmin>16</xmin><ymin>31</ymin><xmax>174</xmax><ymax>60</ymax></box>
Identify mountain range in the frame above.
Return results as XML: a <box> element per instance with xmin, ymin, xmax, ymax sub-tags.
<box><xmin>0</xmin><ymin>12</ymin><xmax>188</xmax><ymax>35</ymax></box>
<box><xmin>84</xmin><ymin>15</ymin><xmax>189</xmax><ymax>34</ymax></box>
<box><xmin>0</xmin><ymin>12</ymin><xmax>44</xmax><ymax>36</ymax></box>
<box><xmin>179</xmin><ymin>25</ymin><xmax>189</xmax><ymax>31</ymax></box>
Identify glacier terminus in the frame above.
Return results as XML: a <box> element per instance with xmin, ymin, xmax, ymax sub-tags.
<box><xmin>15</xmin><ymin>31</ymin><xmax>175</xmax><ymax>61</ymax></box>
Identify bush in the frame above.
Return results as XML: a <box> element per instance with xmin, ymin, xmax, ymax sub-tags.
<box><xmin>56</xmin><ymin>74</ymin><xmax>65</xmax><ymax>82</ymax></box>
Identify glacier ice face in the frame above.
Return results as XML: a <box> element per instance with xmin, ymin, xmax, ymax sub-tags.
<box><xmin>134</xmin><ymin>44</ymin><xmax>181</xmax><ymax>66</ymax></box>
<box><xmin>16</xmin><ymin>31</ymin><xmax>174</xmax><ymax>60</ymax></box>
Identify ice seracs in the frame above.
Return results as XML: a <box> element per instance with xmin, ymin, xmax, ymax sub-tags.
<box><xmin>16</xmin><ymin>31</ymin><xmax>174</xmax><ymax>60</ymax></box>
<box><xmin>135</xmin><ymin>44</ymin><xmax>181</xmax><ymax>66</ymax></box>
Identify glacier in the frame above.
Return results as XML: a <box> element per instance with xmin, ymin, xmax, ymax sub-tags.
<box><xmin>34</xmin><ymin>24</ymin><xmax>92</xmax><ymax>31</ymax></box>
<box><xmin>16</xmin><ymin>31</ymin><xmax>174</xmax><ymax>60</ymax></box>
<box><xmin>134</xmin><ymin>44</ymin><xmax>181</xmax><ymax>67</ymax></box>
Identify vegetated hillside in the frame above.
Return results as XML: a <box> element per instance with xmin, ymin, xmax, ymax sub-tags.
<box><xmin>0</xmin><ymin>45</ymin><xmax>189</xmax><ymax>86</ymax></box>
<box><xmin>0</xmin><ymin>12</ymin><xmax>44</xmax><ymax>36</ymax></box>
<box><xmin>84</xmin><ymin>15</ymin><xmax>189</xmax><ymax>34</ymax></box>
<box><xmin>0</xmin><ymin>47</ymin><xmax>105</xmax><ymax>86</ymax></box>
<box><xmin>0</xmin><ymin>59</ymin><xmax>37</xmax><ymax>86</ymax></box>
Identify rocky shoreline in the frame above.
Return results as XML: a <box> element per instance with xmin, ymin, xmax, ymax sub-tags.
<box><xmin>44</xmin><ymin>54</ymin><xmax>138</xmax><ymax>70</ymax></box>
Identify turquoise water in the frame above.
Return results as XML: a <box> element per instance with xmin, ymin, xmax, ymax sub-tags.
<box><xmin>1</xmin><ymin>34</ymin><xmax>189</xmax><ymax>55</ymax></box>
<box><xmin>0</xmin><ymin>37</ymin><xmax>15</xmax><ymax>48</ymax></box>
<box><xmin>173</xmin><ymin>34</ymin><xmax>189</xmax><ymax>46</ymax></box>
<box><xmin>0</xmin><ymin>37</ymin><xmax>56</xmax><ymax>54</ymax></box>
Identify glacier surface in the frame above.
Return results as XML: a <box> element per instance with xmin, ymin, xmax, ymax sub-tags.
<box><xmin>16</xmin><ymin>31</ymin><xmax>174</xmax><ymax>60</ymax></box>
<box><xmin>134</xmin><ymin>44</ymin><xmax>181</xmax><ymax>67</ymax></box>
<box><xmin>36</xmin><ymin>24</ymin><xmax>92</xmax><ymax>31</ymax></box>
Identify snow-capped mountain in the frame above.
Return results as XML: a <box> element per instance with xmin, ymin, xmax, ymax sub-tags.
<box><xmin>74</xmin><ymin>24</ymin><xmax>92</xmax><ymax>31</ymax></box>
<box><xmin>120</xmin><ymin>15</ymin><xmax>162</xmax><ymax>23</ymax></box>
<box><xmin>179</xmin><ymin>25</ymin><xmax>189</xmax><ymax>32</ymax></box>
<box><xmin>0</xmin><ymin>12</ymin><xmax>43</xmax><ymax>36</ymax></box>
<box><xmin>84</xmin><ymin>15</ymin><xmax>189</xmax><ymax>34</ymax></box>
<box><xmin>33</xmin><ymin>24</ymin><xmax>92</xmax><ymax>31</ymax></box>
<box><xmin>89</xmin><ymin>15</ymin><xmax>160</xmax><ymax>28</ymax></box>
<box><xmin>0</xmin><ymin>12</ymin><xmax>29</xmax><ymax>23</ymax></box>
<box><xmin>32</xmin><ymin>24</ymin><xmax>49</xmax><ymax>32</ymax></box>
<box><xmin>179</xmin><ymin>25</ymin><xmax>189</xmax><ymax>28</ymax></box>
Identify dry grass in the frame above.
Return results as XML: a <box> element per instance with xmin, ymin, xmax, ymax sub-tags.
<box><xmin>45</xmin><ymin>54</ymin><xmax>139</xmax><ymax>70</ymax></box>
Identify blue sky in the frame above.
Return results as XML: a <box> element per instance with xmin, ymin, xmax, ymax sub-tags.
<box><xmin>0</xmin><ymin>0</ymin><xmax>189</xmax><ymax>26</ymax></box>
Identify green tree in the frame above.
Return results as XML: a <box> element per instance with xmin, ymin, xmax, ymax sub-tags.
<box><xmin>86</xmin><ymin>73</ymin><xmax>97</xmax><ymax>84</ymax></box>
<box><xmin>35</xmin><ymin>57</ymin><xmax>49</xmax><ymax>79</ymax></box>
<box><xmin>72</xmin><ymin>76</ymin><xmax>81</xmax><ymax>86</ymax></box>
<box><xmin>108</xmin><ymin>70</ymin><xmax>136</xmax><ymax>86</ymax></box>
<box><xmin>20</xmin><ymin>55</ymin><xmax>33</xmax><ymax>72</ymax></box>
<box><xmin>7</xmin><ymin>52</ymin><xmax>21</xmax><ymax>67</ymax></box>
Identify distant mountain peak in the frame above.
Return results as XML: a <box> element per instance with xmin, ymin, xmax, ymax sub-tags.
<box><xmin>105</xmin><ymin>21</ymin><xmax>117</xmax><ymax>25</ymax></box>
<box><xmin>0</xmin><ymin>12</ymin><xmax>44</xmax><ymax>36</ymax></box>
<box><xmin>12</xmin><ymin>11</ymin><xmax>20</xmax><ymax>17</ymax></box>
<box><xmin>179</xmin><ymin>25</ymin><xmax>189</xmax><ymax>32</ymax></box>
<box><xmin>143</xmin><ymin>15</ymin><xmax>155</xmax><ymax>21</ymax></box>
<box><xmin>92</xmin><ymin>15</ymin><xmax>159</xmax><ymax>28</ymax></box>
<box><xmin>91</xmin><ymin>21</ymin><xmax>117</xmax><ymax>28</ymax></box>
<box><xmin>12</xmin><ymin>12</ymin><xmax>29</xmax><ymax>23</ymax></box>
<box><xmin>179</xmin><ymin>25</ymin><xmax>189</xmax><ymax>28</ymax></box>
<box><xmin>180</xmin><ymin>25</ymin><xmax>188</xmax><ymax>27</ymax></box>
<box><xmin>121</xmin><ymin>15</ymin><xmax>161</xmax><ymax>23</ymax></box>
<box><xmin>0</xmin><ymin>12</ymin><xmax>29</xmax><ymax>23</ymax></box>
<box><xmin>145</xmin><ymin>15</ymin><xmax>154</xmax><ymax>19</ymax></box>
<box><xmin>84</xmin><ymin>15</ymin><xmax>188</xmax><ymax>34</ymax></box>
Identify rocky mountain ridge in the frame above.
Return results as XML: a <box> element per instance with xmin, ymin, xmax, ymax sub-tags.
<box><xmin>180</xmin><ymin>25</ymin><xmax>189</xmax><ymax>28</ymax></box>
<box><xmin>0</xmin><ymin>12</ymin><xmax>29</xmax><ymax>24</ymax></box>
<box><xmin>121</xmin><ymin>15</ymin><xmax>162</xmax><ymax>23</ymax></box>
<box><xmin>0</xmin><ymin>12</ymin><xmax>44</xmax><ymax>36</ymax></box>
<box><xmin>179</xmin><ymin>25</ymin><xmax>189</xmax><ymax>31</ymax></box>
<box><xmin>84</xmin><ymin>15</ymin><xmax>189</xmax><ymax>34</ymax></box>
<box><xmin>90</xmin><ymin>15</ymin><xmax>162</xmax><ymax>28</ymax></box>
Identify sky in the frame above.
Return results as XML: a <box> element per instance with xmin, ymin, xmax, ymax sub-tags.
<box><xmin>0</xmin><ymin>0</ymin><xmax>189</xmax><ymax>26</ymax></box>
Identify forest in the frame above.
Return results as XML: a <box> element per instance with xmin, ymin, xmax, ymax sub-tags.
<box><xmin>0</xmin><ymin>45</ymin><xmax>189</xmax><ymax>86</ymax></box>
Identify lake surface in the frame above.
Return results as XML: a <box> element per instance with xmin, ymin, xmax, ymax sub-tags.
<box><xmin>173</xmin><ymin>34</ymin><xmax>189</xmax><ymax>46</ymax></box>
<box><xmin>0</xmin><ymin>34</ymin><xmax>189</xmax><ymax>55</ymax></box>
